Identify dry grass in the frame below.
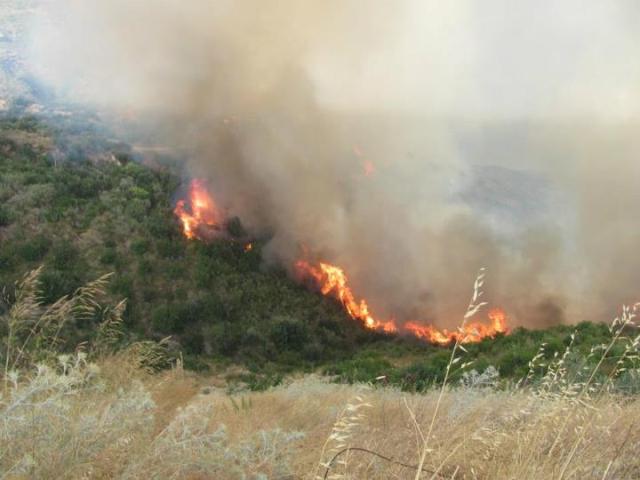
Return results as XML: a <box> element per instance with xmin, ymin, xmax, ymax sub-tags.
<box><xmin>2</xmin><ymin>269</ymin><xmax>640</xmax><ymax>479</ymax></box>
<box><xmin>3</xmin><ymin>365</ymin><xmax>637</xmax><ymax>479</ymax></box>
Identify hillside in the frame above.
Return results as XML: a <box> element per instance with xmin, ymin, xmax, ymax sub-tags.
<box><xmin>0</xmin><ymin>115</ymin><xmax>387</xmax><ymax>373</ymax></box>
<box><xmin>1</xmin><ymin>115</ymin><xmax>635</xmax><ymax>392</ymax></box>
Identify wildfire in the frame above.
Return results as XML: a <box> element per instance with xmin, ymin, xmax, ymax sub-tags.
<box><xmin>174</xmin><ymin>179</ymin><xmax>223</xmax><ymax>240</ymax></box>
<box><xmin>175</xmin><ymin>179</ymin><xmax>511</xmax><ymax>346</ymax></box>
<box><xmin>295</xmin><ymin>260</ymin><xmax>398</xmax><ymax>334</ymax></box>
<box><xmin>295</xmin><ymin>259</ymin><xmax>509</xmax><ymax>345</ymax></box>
<box><xmin>405</xmin><ymin>309</ymin><xmax>508</xmax><ymax>345</ymax></box>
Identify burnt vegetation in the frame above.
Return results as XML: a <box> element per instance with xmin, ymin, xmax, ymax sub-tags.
<box><xmin>0</xmin><ymin>116</ymin><xmax>635</xmax><ymax>391</ymax></box>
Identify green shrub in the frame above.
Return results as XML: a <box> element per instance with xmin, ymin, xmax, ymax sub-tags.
<box><xmin>497</xmin><ymin>348</ymin><xmax>537</xmax><ymax>377</ymax></box>
<box><xmin>109</xmin><ymin>274</ymin><xmax>134</xmax><ymax>299</ymax></box>
<box><xmin>208</xmin><ymin>322</ymin><xmax>244</xmax><ymax>357</ymax></box>
<box><xmin>131</xmin><ymin>239</ymin><xmax>151</xmax><ymax>255</ymax></box>
<box><xmin>50</xmin><ymin>242</ymin><xmax>80</xmax><ymax>270</ymax></box>
<box><xmin>0</xmin><ymin>250</ymin><xmax>15</xmax><ymax>272</ymax></box>
<box><xmin>99</xmin><ymin>248</ymin><xmax>118</xmax><ymax>265</ymax></box>
<box><xmin>397</xmin><ymin>350</ymin><xmax>453</xmax><ymax>390</ymax></box>
<box><xmin>157</xmin><ymin>239</ymin><xmax>183</xmax><ymax>259</ymax></box>
<box><xmin>0</xmin><ymin>206</ymin><xmax>11</xmax><ymax>226</ymax></box>
<box><xmin>44</xmin><ymin>205</ymin><xmax>65</xmax><ymax>222</ymax></box>
<box><xmin>18</xmin><ymin>234</ymin><xmax>51</xmax><ymax>261</ymax></box>
<box><xmin>39</xmin><ymin>269</ymin><xmax>84</xmax><ymax>304</ymax></box>
<box><xmin>151</xmin><ymin>304</ymin><xmax>183</xmax><ymax>333</ymax></box>
<box><xmin>137</xmin><ymin>259</ymin><xmax>153</xmax><ymax>275</ymax></box>
<box><xmin>325</xmin><ymin>356</ymin><xmax>393</xmax><ymax>383</ymax></box>
<box><xmin>182</xmin><ymin>328</ymin><xmax>206</xmax><ymax>354</ymax></box>
<box><xmin>270</xmin><ymin>317</ymin><xmax>309</xmax><ymax>352</ymax></box>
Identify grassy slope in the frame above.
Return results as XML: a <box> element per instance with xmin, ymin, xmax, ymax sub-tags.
<box><xmin>0</xmin><ymin>115</ymin><xmax>633</xmax><ymax>389</ymax></box>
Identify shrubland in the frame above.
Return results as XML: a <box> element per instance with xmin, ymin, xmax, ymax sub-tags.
<box><xmin>0</xmin><ymin>113</ymin><xmax>638</xmax><ymax>392</ymax></box>
<box><xmin>0</xmin><ymin>115</ymin><xmax>374</xmax><ymax>377</ymax></box>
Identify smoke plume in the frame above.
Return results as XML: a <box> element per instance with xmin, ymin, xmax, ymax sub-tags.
<box><xmin>27</xmin><ymin>0</ymin><xmax>640</xmax><ymax>328</ymax></box>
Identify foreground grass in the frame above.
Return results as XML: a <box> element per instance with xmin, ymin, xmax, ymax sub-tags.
<box><xmin>2</xmin><ymin>361</ymin><xmax>639</xmax><ymax>479</ymax></box>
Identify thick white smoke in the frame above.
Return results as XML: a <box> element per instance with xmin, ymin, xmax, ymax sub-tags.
<box><xmin>27</xmin><ymin>0</ymin><xmax>640</xmax><ymax>328</ymax></box>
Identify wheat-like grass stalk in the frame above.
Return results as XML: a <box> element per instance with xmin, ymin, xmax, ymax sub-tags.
<box><xmin>3</xmin><ymin>267</ymin><xmax>43</xmax><ymax>388</ymax></box>
<box><xmin>543</xmin><ymin>303</ymin><xmax>639</xmax><ymax>468</ymax></box>
<box><xmin>413</xmin><ymin>268</ymin><xmax>487</xmax><ymax>479</ymax></box>
<box><xmin>125</xmin><ymin>336</ymin><xmax>173</xmax><ymax>373</ymax></box>
<box><xmin>1</xmin><ymin>268</ymin><xmax>119</xmax><ymax>385</ymax></box>
<box><xmin>553</xmin><ymin>303</ymin><xmax>640</xmax><ymax>479</ymax></box>
<box><xmin>314</xmin><ymin>389</ymin><xmax>372</xmax><ymax>479</ymax></box>
<box><xmin>93</xmin><ymin>299</ymin><xmax>127</xmax><ymax>355</ymax></box>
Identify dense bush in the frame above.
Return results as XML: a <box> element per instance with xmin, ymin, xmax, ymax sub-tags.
<box><xmin>17</xmin><ymin>234</ymin><xmax>51</xmax><ymax>262</ymax></box>
<box><xmin>0</xmin><ymin>116</ymin><xmax>373</xmax><ymax>372</ymax></box>
<box><xmin>0</xmin><ymin>206</ymin><xmax>11</xmax><ymax>226</ymax></box>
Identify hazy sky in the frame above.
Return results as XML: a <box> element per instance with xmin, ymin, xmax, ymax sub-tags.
<box><xmin>310</xmin><ymin>1</ymin><xmax>640</xmax><ymax>119</ymax></box>
<box><xmin>28</xmin><ymin>0</ymin><xmax>640</xmax><ymax>120</ymax></box>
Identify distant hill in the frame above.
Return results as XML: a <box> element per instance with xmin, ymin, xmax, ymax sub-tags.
<box><xmin>459</xmin><ymin>164</ymin><xmax>552</xmax><ymax>231</ymax></box>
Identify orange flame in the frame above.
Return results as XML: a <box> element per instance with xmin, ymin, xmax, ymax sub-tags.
<box><xmin>175</xmin><ymin>180</ymin><xmax>510</xmax><ymax>345</ymax></box>
<box><xmin>296</xmin><ymin>260</ymin><xmax>509</xmax><ymax>345</ymax></box>
<box><xmin>174</xmin><ymin>179</ymin><xmax>223</xmax><ymax>240</ymax></box>
<box><xmin>295</xmin><ymin>260</ymin><xmax>398</xmax><ymax>333</ymax></box>
<box><xmin>405</xmin><ymin>309</ymin><xmax>508</xmax><ymax>345</ymax></box>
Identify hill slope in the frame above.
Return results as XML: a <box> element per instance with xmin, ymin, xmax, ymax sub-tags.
<box><xmin>0</xmin><ymin>116</ymin><xmax>383</xmax><ymax>372</ymax></box>
<box><xmin>0</xmin><ymin>115</ymin><xmax>630</xmax><ymax>389</ymax></box>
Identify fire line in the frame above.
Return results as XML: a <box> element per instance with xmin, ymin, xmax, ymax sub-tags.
<box><xmin>175</xmin><ymin>179</ymin><xmax>510</xmax><ymax>345</ymax></box>
<box><xmin>295</xmin><ymin>259</ymin><xmax>509</xmax><ymax>345</ymax></box>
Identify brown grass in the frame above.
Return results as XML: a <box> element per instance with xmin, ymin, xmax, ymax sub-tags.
<box><xmin>2</xmin><ymin>361</ymin><xmax>639</xmax><ymax>479</ymax></box>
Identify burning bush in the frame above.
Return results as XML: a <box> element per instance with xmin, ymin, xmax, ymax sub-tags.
<box><xmin>175</xmin><ymin>179</ymin><xmax>511</xmax><ymax>347</ymax></box>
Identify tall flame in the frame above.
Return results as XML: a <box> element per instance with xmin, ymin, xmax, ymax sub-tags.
<box><xmin>296</xmin><ymin>259</ymin><xmax>509</xmax><ymax>345</ymax></box>
<box><xmin>295</xmin><ymin>260</ymin><xmax>398</xmax><ymax>333</ymax></box>
<box><xmin>174</xmin><ymin>179</ymin><xmax>223</xmax><ymax>240</ymax></box>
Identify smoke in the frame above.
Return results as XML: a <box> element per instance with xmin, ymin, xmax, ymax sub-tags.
<box><xmin>27</xmin><ymin>0</ymin><xmax>640</xmax><ymax>327</ymax></box>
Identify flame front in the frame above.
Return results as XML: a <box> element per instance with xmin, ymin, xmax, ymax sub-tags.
<box><xmin>405</xmin><ymin>308</ymin><xmax>508</xmax><ymax>345</ymax></box>
<box><xmin>174</xmin><ymin>179</ymin><xmax>222</xmax><ymax>240</ymax></box>
<box><xmin>175</xmin><ymin>180</ymin><xmax>510</xmax><ymax>345</ymax></box>
<box><xmin>295</xmin><ymin>260</ymin><xmax>398</xmax><ymax>333</ymax></box>
<box><xmin>296</xmin><ymin>260</ymin><xmax>509</xmax><ymax>345</ymax></box>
